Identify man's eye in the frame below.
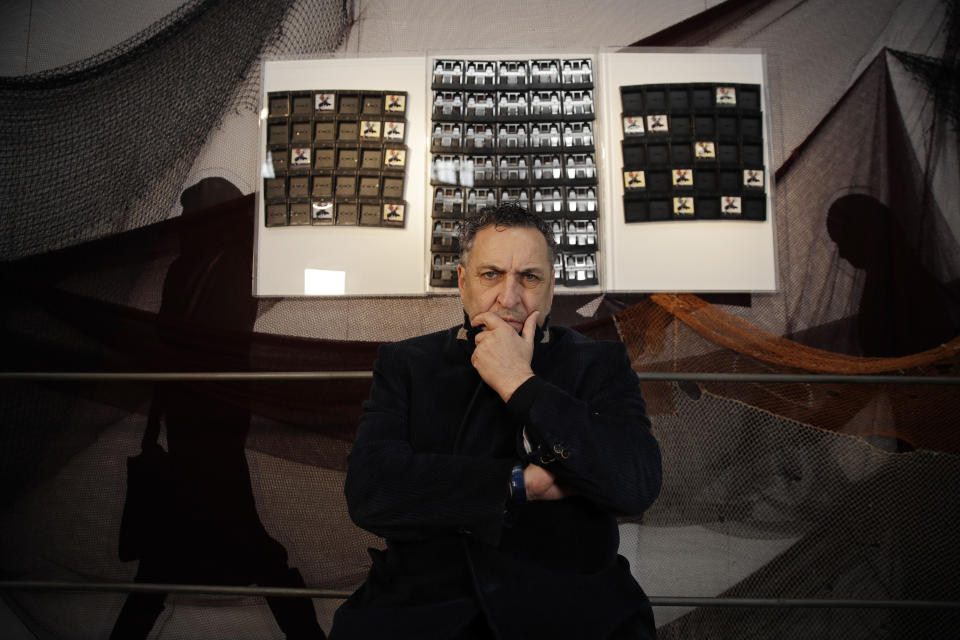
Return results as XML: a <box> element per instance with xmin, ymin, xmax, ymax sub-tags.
<box><xmin>523</xmin><ymin>273</ymin><xmax>541</xmax><ymax>282</ymax></box>
<box><xmin>481</xmin><ymin>271</ymin><xmax>499</xmax><ymax>280</ymax></box>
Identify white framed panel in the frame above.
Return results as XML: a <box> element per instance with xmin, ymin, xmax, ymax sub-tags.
<box><xmin>255</xmin><ymin>56</ymin><xmax>429</xmax><ymax>296</ymax></box>
<box><xmin>599</xmin><ymin>49</ymin><xmax>778</xmax><ymax>292</ymax></box>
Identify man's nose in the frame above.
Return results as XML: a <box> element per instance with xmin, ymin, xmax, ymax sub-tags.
<box><xmin>497</xmin><ymin>274</ymin><xmax>523</xmax><ymax>308</ymax></box>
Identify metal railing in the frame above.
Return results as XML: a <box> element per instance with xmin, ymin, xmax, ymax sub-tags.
<box><xmin>2</xmin><ymin>371</ymin><xmax>959</xmax><ymax>385</ymax></box>
<box><xmin>2</xmin><ymin>369</ymin><xmax>958</xmax><ymax>613</ymax></box>
<box><xmin>0</xmin><ymin>581</ymin><xmax>957</xmax><ymax>610</ymax></box>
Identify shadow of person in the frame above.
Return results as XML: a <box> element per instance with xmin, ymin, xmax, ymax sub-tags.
<box><xmin>826</xmin><ymin>193</ymin><xmax>958</xmax><ymax>357</ymax></box>
<box><xmin>112</xmin><ymin>178</ymin><xmax>326</xmax><ymax>639</ymax></box>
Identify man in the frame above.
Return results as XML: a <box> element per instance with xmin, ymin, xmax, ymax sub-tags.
<box><xmin>330</xmin><ymin>203</ymin><xmax>661</xmax><ymax>639</ymax></box>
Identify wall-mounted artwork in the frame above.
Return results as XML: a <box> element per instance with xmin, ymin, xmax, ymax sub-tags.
<box><xmin>619</xmin><ymin>83</ymin><xmax>767</xmax><ymax>223</ymax></box>
<box><xmin>263</xmin><ymin>89</ymin><xmax>409</xmax><ymax>228</ymax></box>
<box><xmin>427</xmin><ymin>57</ymin><xmax>599</xmax><ymax>288</ymax></box>
<box><xmin>254</xmin><ymin>51</ymin><xmax>776</xmax><ymax>296</ymax></box>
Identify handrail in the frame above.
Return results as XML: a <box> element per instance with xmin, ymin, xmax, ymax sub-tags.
<box><xmin>1</xmin><ymin>371</ymin><xmax>959</xmax><ymax>385</ymax></box>
<box><xmin>0</xmin><ymin>581</ymin><xmax>957</xmax><ymax>609</ymax></box>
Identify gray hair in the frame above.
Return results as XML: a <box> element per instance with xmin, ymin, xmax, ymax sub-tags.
<box><xmin>458</xmin><ymin>202</ymin><xmax>556</xmax><ymax>266</ymax></box>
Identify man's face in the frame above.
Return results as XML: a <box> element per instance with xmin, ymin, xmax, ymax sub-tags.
<box><xmin>458</xmin><ymin>224</ymin><xmax>554</xmax><ymax>332</ymax></box>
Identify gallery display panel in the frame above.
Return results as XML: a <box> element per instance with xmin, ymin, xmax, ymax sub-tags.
<box><xmin>254</xmin><ymin>50</ymin><xmax>776</xmax><ymax>297</ymax></box>
<box><xmin>600</xmin><ymin>50</ymin><xmax>776</xmax><ymax>292</ymax></box>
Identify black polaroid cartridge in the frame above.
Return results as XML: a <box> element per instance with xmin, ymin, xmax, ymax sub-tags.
<box><xmin>560</xmin><ymin>58</ymin><xmax>592</xmax><ymax>85</ymax></box>
<box><xmin>264</xmin><ymin>177</ymin><xmax>286</xmax><ymax>201</ymax></box>
<box><xmin>430</xmin><ymin>252</ymin><xmax>460</xmax><ymax>287</ymax></box>
<box><xmin>433</xmin><ymin>187</ymin><xmax>464</xmax><ymax>218</ymax></box>
<box><xmin>465</xmin><ymin>188</ymin><xmax>497</xmax><ymax>216</ymax></box>
<box><xmin>311</xmin><ymin>174</ymin><xmax>333</xmax><ymax>199</ymax></box>
<box><xmin>313</xmin><ymin>146</ymin><xmax>336</xmax><ymax>171</ymax></box>
<box><xmin>267</xmin><ymin>92</ymin><xmax>290</xmax><ymax>119</ymax></box>
<box><xmin>357</xmin><ymin>174</ymin><xmax>381</xmax><ymax>198</ymax></box>
<box><xmin>288</xmin><ymin>175</ymin><xmax>310</xmax><ymax>199</ymax></box>
<box><xmin>338</xmin><ymin>93</ymin><xmax>361</xmax><ymax>117</ymax></box>
<box><xmin>381</xmin><ymin>175</ymin><xmax>405</xmax><ymax>200</ymax></box>
<box><xmin>360</xmin><ymin>147</ymin><xmax>382</xmax><ymax>171</ymax></box>
<box><xmin>291</xmin><ymin>91</ymin><xmax>313</xmax><ymax>118</ymax></box>
<box><xmin>497</xmin><ymin>60</ymin><xmax>528</xmax><ymax>87</ymax></box>
<box><xmin>566</xmin><ymin>186</ymin><xmax>598</xmax><ymax>218</ymax></box>
<box><xmin>433</xmin><ymin>59</ymin><xmax>464</xmax><ymax>86</ymax></box>
<box><xmin>314</xmin><ymin>121</ymin><xmax>336</xmax><ymax>144</ymax></box>
<box><xmin>465</xmin><ymin>61</ymin><xmax>496</xmax><ymax>86</ymax></box>
<box><xmin>289</xmin><ymin>202</ymin><xmax>311</xmax><ymax>225</ymax></box>
<box><xmin>431</xmin><ymin>219</ymin><xmax>461</xmax><ymax>252</ymax></box>
<box><xmin>562</xmin><ymin>219</ymin><xmax>599</xmax><ymax>251</ymax></box>
<box><xmin>530</xmin><ymin>59</ymin><xmax>561</xmax><ymax>86</ymax></box>
<box><xmin>433</xmin><ymin>91</ymin><xmax>464</xmax><ymax>118</ymax></box>
<box><xmin>562</xmin><ymin>252</ymin><xmax>598</xmax><ymax>286</ymax></box>
<box><xmin>265</xmin><ymin>202</ymin><xmax>288</xmax><ymax>227</ymax></box>
<box><xmin>362</xmin><ymin>93</ymin><xmax>383</xmax><ymax>116</ymax></box>
<box><xmin>532</xmin><ymin>187</ymin><xmax>565</xmax><ymax>218</ymax></box>
<box><xmin>336</xmin><ymin>201</ymin><xmax>359</xmax><ymax>225</ymax></box>
<box><xmin>268</xmin><ymin>122</ymin><xmax>289</xmax><ymax>146</ymax></box>
<box><xmin>334</xmin><ymin>174</ymin><xmax>357</xmax><ymax>198</ymax></box>
<box><xmin>532</xmin><ymin>154</ymin><xmax>563</xmax><ymax>182</ymax></box>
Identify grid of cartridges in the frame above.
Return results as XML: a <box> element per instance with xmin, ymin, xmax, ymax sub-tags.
<box><xmin>429</xmin><ymin>58</ymin><xmax>600</xmax><ymax>288</ymax></box>
<box><xmin>263</xmin><ymin>90</ymin><xmax>409</xmax><ymax>228</ymax></box>
<box><xmin>620</xmin><ymin>83</ymin><xmax>767</xmax><ymax>222</ymax></box>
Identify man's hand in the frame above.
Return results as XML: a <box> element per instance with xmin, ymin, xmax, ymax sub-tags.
<box><xmin>524</xmin><ymin>463</ymin><xmax>569</xmax><ymax>501</ymax></box>
<box><xmin>471</xmin><ymin>311</ymin><xmax>539</xmax><ymax>402</ymax></box>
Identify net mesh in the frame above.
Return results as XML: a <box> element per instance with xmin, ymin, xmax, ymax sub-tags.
<box><xmin>0</xmin><ymin>0</ymin><xmax>351</xmax><ymax>261</ymax></box>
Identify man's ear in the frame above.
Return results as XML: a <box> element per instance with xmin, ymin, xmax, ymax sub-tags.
<box><xmin>457</xmin><ymin>263</ymin><xmax>466</xmax><ymax>296</ymax></box>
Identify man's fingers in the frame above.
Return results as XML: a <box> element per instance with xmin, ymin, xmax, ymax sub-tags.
<box><xmin>472</xmin><ymin>311</ymin><xmax>508</xmax><ymax>331</ymax></box>
<box><xmin>521</xmin><ymin>311</ymin><xmax>539</xmax><ymax>344</ymax></box>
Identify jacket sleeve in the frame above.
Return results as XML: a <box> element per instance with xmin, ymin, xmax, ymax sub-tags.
<box><xmin>344</xmin><ymin>343</ymin><xmax>515</xmax><ymax>542</ymax></box>
<box><xmin>507</xmin><ymin>341</ymin><xmax>661</xmax><ymax>516</ymax></box>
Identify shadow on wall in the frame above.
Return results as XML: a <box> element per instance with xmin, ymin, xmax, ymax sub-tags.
<box><xmin>111</xmin><ymin>178</ymin><xmax>327</xmax><ymax>639</ymax></box>
<box><xmin>827</xmin><ymin>193</ymin><xmax>958</xmax><ymax>357</ymax></box>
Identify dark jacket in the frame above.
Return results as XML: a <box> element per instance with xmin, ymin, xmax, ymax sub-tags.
<box><xmin>330</xmin><ymin>322</ymin><xmax>662</xmax><ymax>639</ymax></box>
